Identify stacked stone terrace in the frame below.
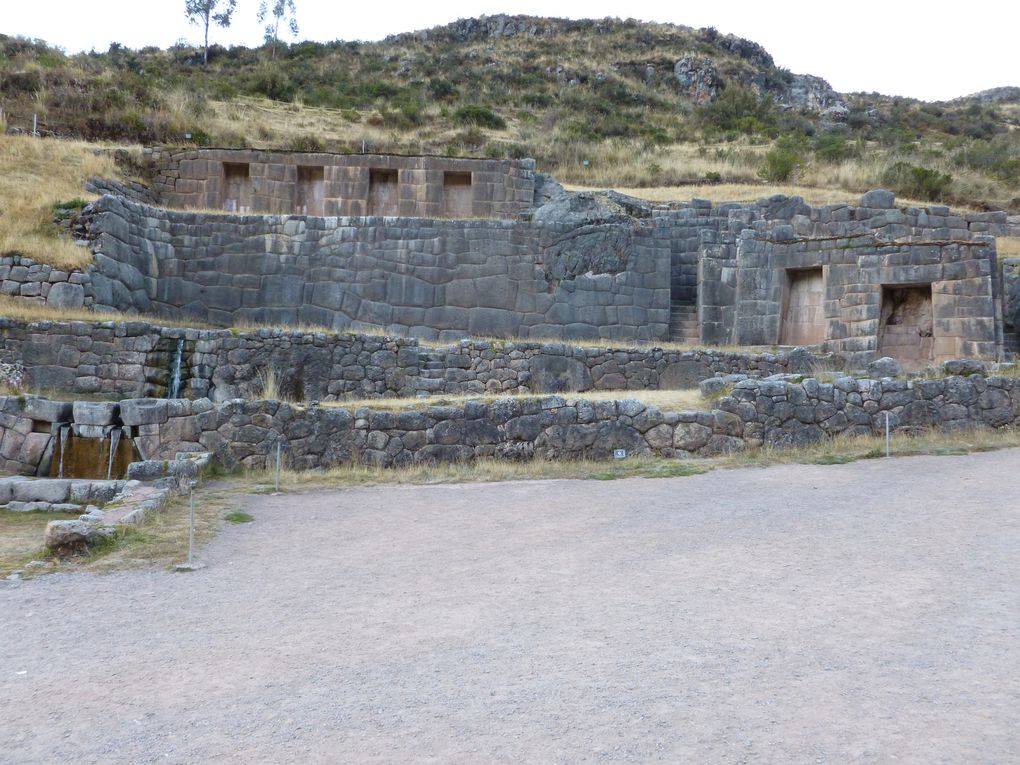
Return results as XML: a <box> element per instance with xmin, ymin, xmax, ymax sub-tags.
<box><xmin>6</xmin><ymin>149</ymin><xmax>1019</xmax><ymax>373</ymax></box>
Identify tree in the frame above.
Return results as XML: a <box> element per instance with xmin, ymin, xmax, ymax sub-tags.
<box><xmin>184</xmin><ymin>0</ymin><xmax>237</xmax><ymax>66</ymax></box>
<box><xmin>258</xmin><ymin>0</ymin><xmax>299</xmax><ymax>60</ymax></box>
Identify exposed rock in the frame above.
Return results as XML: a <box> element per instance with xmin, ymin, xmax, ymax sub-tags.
<box><xmin>943</xmin><ymin>359</ymin><xmax>988</xmax><ymax>377</ymax></box>
<box><xmin>673</xmin><ymin>56</ymin><xmax>719</xmax><ymax>102</ymax></box>
<box><xmin>44</xmin><ymin>520</ymin><xmax>98</xmax><ymax>555</ymax></box>
<box><xmin>861</xmin><ymin>189</ymin><xmax>896</xmax><ymax>209</ymax></box>
<box><xmin>866</xmin><ymin>357</ymin><xmax>904</xmax><ymax>379</ymax></box>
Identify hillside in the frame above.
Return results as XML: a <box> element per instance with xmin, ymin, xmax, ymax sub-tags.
<box><xmin>1</xmin><ymin>14</ymin><xmax>1019</xmax><ymax>213</ymax></box>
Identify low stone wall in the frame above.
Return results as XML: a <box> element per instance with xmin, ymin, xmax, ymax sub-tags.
<box><xmin>0</xmin><ymin>256</ymin><xmax>92</xmax><ymax>310</ymax></box>
<box><xmin>1</xmin><ymin>372</ymin><xmax>1017</xmax><ymax>474</ymax></box>
<box><xmin>0</xmin><ymin>317</ymin><xmax>825</xmax><ymax>401</ymax></box>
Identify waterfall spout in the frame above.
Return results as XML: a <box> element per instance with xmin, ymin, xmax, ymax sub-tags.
<box><xmin>107</xmin><ymin>428</ymin><xmax>122</xmax><ymax>480</ymax></box>
<box><xmin>57</xmin><ymin>425</ymin><xmax>69</xmax><ymax>479</ymax></box>
<box><xmin>168</xmin><ymin>337</ymin><xmax>185</xmax><ymax>399</ymax></box>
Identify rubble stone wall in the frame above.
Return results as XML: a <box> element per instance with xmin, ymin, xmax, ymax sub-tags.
<box><xmin>0</xmin><ymin>318</ymin><xmax>821</xmax><ymax>402</ymax></box>
<box><xmin>1</xmin><ymin>372</ymin><xmax>1016</xmax><ymax>473</ymax></box>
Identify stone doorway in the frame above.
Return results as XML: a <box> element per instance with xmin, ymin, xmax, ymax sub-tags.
<box><xmin>879</xmin><ymin>285</ymin><xmax>934</xmax><ymax>369</ymax></box>
<box><xmin>780</xmin><ymin>268</ymin><xmax>825</xmax><ymax>345</ymax></box>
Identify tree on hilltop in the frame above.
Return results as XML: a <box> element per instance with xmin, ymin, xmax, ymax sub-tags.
<box><xmin>184</xmin><ymin>0</ymin><xmax>237</xmax><ymax>66</ymax></box>
<box><xmin>258</xmin><ymin>0</ymin><xmax>299</xmax><ymax>60</ymax></box>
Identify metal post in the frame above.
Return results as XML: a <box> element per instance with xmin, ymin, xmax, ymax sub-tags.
<box><xmin>188</xmin><ymin>487</ymin><xmax>196</xmax><ymax>566</ymax></box>
<box><xmin>32</xmin><ymin>113</ymin><xmax>37</xmax><ymax>136</ymax></box>
<box><xmin>885</xmin><ymin>411</ymin><xmax>891</xmax><ymax>458</ymax></box>
<box><xmin>275</xmin><ymin>441</ymin><xmax>282</xmax><ymax>493</ymax></box>
<box><xmin>175</xmin><ymin>480</ymin><xmax>204</xmax><ymax>572</ymax></box>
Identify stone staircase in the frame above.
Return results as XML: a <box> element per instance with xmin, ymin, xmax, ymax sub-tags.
<box><xmin>669</xmin><ymin>303</ymin><xmax>700</xmax><ymax>345</ymax></box>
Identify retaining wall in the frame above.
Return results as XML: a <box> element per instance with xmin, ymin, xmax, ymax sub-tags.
<box><xmin>0</xmin><ymin>318</ymin><xmax>823</xmax><ymax>401</ymax></box>
<box><xmin>1</xmin><ymin>371</ymin><xmax>1017</xmax><ymax>473</ymax></box>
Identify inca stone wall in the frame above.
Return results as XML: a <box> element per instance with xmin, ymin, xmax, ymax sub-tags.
<box><xmin>1</xmin><ymin>370</ymin><xmax>1016</xmax><ymax>473</ymax></box>
<box><xmin>152</xmin><ymin>149</ymin><xmax>535</xmax><ymax>219</ymax></box>
<box><xmin>85</xmin><ymin>194</ymin><xmax>671</xmax><ymax>342</ymax></box>
<box><xmin>698</xmin><ymin>190</ymin><xmax>1003</xmax><ymax>365</ymax></box>
<box><xmin>0</xmin><ymin>318</ymin><xmax>824</xmax><ymax>402</ymax></box>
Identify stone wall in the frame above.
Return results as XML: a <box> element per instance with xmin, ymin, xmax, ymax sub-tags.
<box><xmin>0</xmin><ymin>317</ymin><xmax>824</xmax><ymax>402</ymax></box>
<box><xmin>153</xmin><ymin>149</ymin><xmax>535</xmax><ymax>219</ymax></box>
<box><xmin>0</xmin><ymin>256</ymin><xmax>92</xmax><ymax>310</ymax></box>
<box><xmin>698</xmin><ymin>190</ymin><xmax>1003</xmax><ymax>365</ymax></box>
<box><xmin>1</xmin><ymin>371</ymin><xmax>1017</xmax><ymax>474</ymax></box>
<box><xmin>86</xmin><ymin>194</ymin><xmax>671</xmax><ymax>342</ymax></box>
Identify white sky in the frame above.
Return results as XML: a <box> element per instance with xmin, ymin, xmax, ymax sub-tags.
<box><xmin>4</xmin><ymin>1</ymin><xmax>1018</xmax><ymax>101</ymax></box>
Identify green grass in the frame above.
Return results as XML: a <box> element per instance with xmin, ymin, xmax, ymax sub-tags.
<box><xmin>224</xmin><ymin>510</ymin><xmax>254</xmax><ymax>524</ymax></box>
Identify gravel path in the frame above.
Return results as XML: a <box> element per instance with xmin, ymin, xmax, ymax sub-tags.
<box><xmin>2</xmin><ymin>450</ymin><xmax>1019</xmax><ymax>763</ymax></box>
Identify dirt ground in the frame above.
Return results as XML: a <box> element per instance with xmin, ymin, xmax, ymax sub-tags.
<box><xmin>2</xmin><ymin>450</ymin><xmax>1019</xmax><ymax>763</ymax></box>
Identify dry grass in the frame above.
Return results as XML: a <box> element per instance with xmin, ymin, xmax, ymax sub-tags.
<box><xmin>0</xmin><ymin>134</ymin><xmax>123</xmax><ymax>269</ymax></box>
<box><xmin>565</xmin><ymin>181</ymin><xmax>935</xmax><ymax>209</ymax></box>
<box><xmin>322</xmin><ymin>387</ymin><xmax>708</xmax><ymax>412</ymax></box>
<box><xmin>722</xmin><ymin>425</ymin><xmax>1020</xmax><ymax>469</ymax></box>
<box><xmin>0</xmin><ymin>510</ymin><xmax>79</xmax><ymax>577</ymax></box>
<box><xmin>999</xmin><ymin>237</ymin><xmax>1020</xmax><ymax>258</ymax></box>
<box><xmin>7</xmin><ymin>425</ymin><xmax>1020</xmax><ymax>576</ymax></box>
<box><xmin>245</xmin><ymin>455</ymin><xmax>710</xmax><ymax>493</ymax></box>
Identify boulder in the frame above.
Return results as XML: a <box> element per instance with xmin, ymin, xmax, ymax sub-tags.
<box><xmin>44</xmin><ymin>520</ymin><xmax>97</xmax><ymax>555</ymax></box>
<box><xmin>942</xmin><ymin>359</ymin><xmax>988</xmax><ymax>377</ymax></box>
<box><xmin>861</xmin><ymin>189</ymin><xmax>896</xmax><ymax>209</ymax></box>
<box><xmin>865</xmin><ymin>357</ymin><xmax>903</xmax><ymax>378</ymax></box>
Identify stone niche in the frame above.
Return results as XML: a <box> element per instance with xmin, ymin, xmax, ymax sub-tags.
<box><xmin>879</xmin><ymin>285</ymin><xmax>934</xmax><ymax>370</ymax></box>
<box><xmin>295</xmin><ymin>166</ymin><xmax>324</xmax><ymax>216</ymax></box>
<box><xmin>155</xmin><ymin>149</ymin><xmax>536</xmax><ymax>220</ymax></box>
<box><xmin>368</xmin><ymin>169</ymin><xmax>399</xmax><ymax>216</ymax></box>
<box><xmin>779</xmin><ymin>267</ymin><xmax>824</xmax><ymax>346</ymax></box>
<box><xmin>443</xmin><ymin>172</ymin><xmax>473</xmax><ymax>218</ymax></box>
<box><xmin>221</xmin><ymin>162</ymin><xmax>251</xmax><ymax>213</ymax></box>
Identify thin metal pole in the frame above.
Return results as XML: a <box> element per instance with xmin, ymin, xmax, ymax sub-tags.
<box><xmin>885</xmin><ymin>411</ymin><xmax>891</xmax><ymax>458</ymax></box>
<box><xmin>32</xmin><ymin>113</ymin><xmax>37</xmax><ymax>136</ymax></box>
<box><xmin>275</xmin><ymin>441</ymin><xmax>282</xmax><ymax>492</ymax></box>
<box><xmin>188</xmin><ymin>487</ymin><xmax>196</xmax><ymax>566</ymax></box>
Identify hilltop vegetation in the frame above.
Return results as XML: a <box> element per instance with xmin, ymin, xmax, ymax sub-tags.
<box><xmin>1</xmin><ymin>15</ymin><xmax>1019</xmax><ymax>211</ymax></box>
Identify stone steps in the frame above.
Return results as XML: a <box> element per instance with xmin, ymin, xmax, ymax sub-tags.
<box><xmin>669</xmin><ymin>303</ymin><xmax>699</xmax><ymax>343</ymax></box>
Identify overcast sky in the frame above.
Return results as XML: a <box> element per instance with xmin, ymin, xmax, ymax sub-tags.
<box><xmin>5</xmin><ymin>1</ymin><xmax>1017</xmax><ymax>101</ymax></box>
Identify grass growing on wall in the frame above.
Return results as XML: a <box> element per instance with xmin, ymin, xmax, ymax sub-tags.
<box><xmin>0</xmin><ymin>134</ymin><xmax>122</xmax><ymax>269</ymax></box>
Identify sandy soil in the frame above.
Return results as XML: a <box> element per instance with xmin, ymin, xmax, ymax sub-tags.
<box><xmin>2</xmin><ymin>450</ymin><xmax>1019</xmax><ymax>763</ymax></box>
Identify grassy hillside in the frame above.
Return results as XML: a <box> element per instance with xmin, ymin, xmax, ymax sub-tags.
<box><xmin>1</xmin><ymin>15</ymin><xmax>1019</xmax><ymax>212</ymax></box>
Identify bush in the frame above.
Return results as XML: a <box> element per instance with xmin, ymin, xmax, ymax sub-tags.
<box><xmin>759</xmin><ymin>137</ymin><xmax>805</xmax><ymax>182</ymax></box>
<box><xmin>881</xmin><ymin>162</ymin><xmax>952</xmax><ymax>201</ymax></box>
<box><xmin>452</xmin><ymin>104</ymin><xmax>506</xmax><ymax>130</ymax></box>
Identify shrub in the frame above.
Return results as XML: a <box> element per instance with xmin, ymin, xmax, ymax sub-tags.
<box><xmin>759</xmin><ymin>137</ymin><xmax>805</xmax><ymax>182</ymax></box>
<box><xmin>452</xmin><ymin>104</ymin><xmax>506</xmax><ymax>130</ymax></box>
<box><xmin>881</xmin><ymin>162</ymin><xmax>952</xmax><ymax>201</ymax></box>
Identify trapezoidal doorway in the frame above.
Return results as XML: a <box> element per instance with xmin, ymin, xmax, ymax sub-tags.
<box><xmin>780</xmin><ymin>268</ymin><xmax>825</xmax><ymax>345</ymax></box>
<box><xmin>879</xmin><ymin>285</ymin><xmax>934</xmax><ymax>370</ymax></box>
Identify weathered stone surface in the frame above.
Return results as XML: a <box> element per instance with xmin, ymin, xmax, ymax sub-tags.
<box><xmin>120</xmin><ymin>398</ymin><xmax>169</xmax><ymax>426</ymax></box>
<box><xmin>72</xmin><ymin>401</ymin><xmax>119</xmax><ymax>426</ymax></box>
<box><xmin>44</xmin><ymin>519</ymin><xmax>100</xmax><ymax>555</ymax></box>
<box><xmin>866</xmin><ymin>357</ymin><xmax>903</xmax><ymax>379</ymax></box>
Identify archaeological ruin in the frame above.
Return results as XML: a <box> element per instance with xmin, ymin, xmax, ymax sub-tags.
<box><xmin>3</xmin><ymin>146</ymin><xmax>1020</xmax><ymax>507</ymax></box>
<box><xmin>7</xmin><ymin>148</ymin><xmax>1011</xmax><ymax>371</ymax></box>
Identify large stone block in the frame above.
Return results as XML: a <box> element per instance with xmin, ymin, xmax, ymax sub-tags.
<box><xmin>73</xmin><ymin>401</ymin><xmax>120</xmax><ymax>426</ymax></box>
<box><xmin>120</xmin><ymin>398</ymin><xmax>169</xmax><ymax>426</ymax></box>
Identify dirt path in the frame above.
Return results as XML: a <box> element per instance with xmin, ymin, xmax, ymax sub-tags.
<box><xmin>2</xmin><ymin>450</ymin><xmax>1019</xmax><ymax>763</ymax></box>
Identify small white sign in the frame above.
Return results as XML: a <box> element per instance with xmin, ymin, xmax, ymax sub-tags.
<box><xmin>613</xmin><ymin>449</ymin><xmax>627</xmax><ymax>460</ymax></box>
